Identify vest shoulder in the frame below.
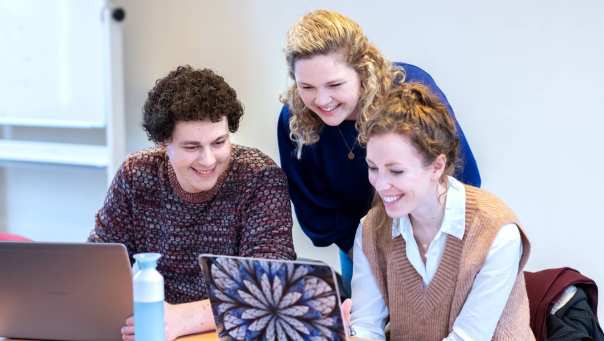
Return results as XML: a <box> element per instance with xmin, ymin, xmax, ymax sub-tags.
<box><xmin>361</xmin><ymin>206</ymin><xmax>393</xmax><ymax>243</ymax></box>
<box><xmin>362</xmin><ymin>206</ymin><xmax>384</xmax><ymax>227</ymax></box>
<box><xmin>463</xmin><ymin>186</ymin><xmax>521</xmax><ymax>246</ymax></box>
<box><xmin>465</xmin><ymin>185</ymin><xmax>517</xmax><ymax>220</ymax></box>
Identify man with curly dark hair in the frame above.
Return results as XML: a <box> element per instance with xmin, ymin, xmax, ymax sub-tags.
<box><xmin>88</xmin><ymin>65</ymin><xmax>296</xmax><ymax>340</ymax></box>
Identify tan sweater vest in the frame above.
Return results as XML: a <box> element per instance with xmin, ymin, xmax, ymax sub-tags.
<box><xmin>362</xmin><ymin>186</ymin><xmax>535</xmax><ymax>341</ymax></box>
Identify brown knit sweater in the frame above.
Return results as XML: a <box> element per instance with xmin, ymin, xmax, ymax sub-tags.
<box><xmin>88</xmin><ymin>145</ymin><xmax>296</xmax><ymax>304</ymax></box>
<box><xmin>362</xmin><ymin>186</ymin><xmax>535</xmax><ymax>340</ymax></box>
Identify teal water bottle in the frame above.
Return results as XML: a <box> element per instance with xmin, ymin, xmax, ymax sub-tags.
<box><xmin>133</xmin><ymin>253</ymin><xmax>165</xmax><ymax>341</ymax></box>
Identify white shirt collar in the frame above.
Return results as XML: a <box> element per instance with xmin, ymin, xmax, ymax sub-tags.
<box><xmin>391</xmin><ymin>176</ymin><xmax>466</xmax><ymax>240</ymax></box>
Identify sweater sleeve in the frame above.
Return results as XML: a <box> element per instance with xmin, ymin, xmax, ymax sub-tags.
<box><xmin>398</xmin><ymin>63</ymin><xmax>481</xmax><ymax>187</ymax></box>
<box><xmin>238</xmin><ymin>163</ymin><xmax>297</xmax><ymax>260</ymax></box>
<box><xmin>88</xmin><ymin>161</ymin><xmax>136</xmax><ymax>260</ymax></box>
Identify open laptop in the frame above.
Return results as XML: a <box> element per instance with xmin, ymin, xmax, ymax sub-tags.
<box><xmin>199</xmin><ymin>254</ymin><xmax>347</xmax><ymax>341</ymax></box>
<box><xmin>0</xmin><ymin>242</ymin><xmax>132</xmax><ymax>341</ymax></box>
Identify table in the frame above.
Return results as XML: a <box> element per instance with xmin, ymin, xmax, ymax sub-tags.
<box><xmin>177</xmin><ymin>332</ymin><xmax>218</xmax><ymax>341</ymax></box>
<box><xmin>176</xmin><ymin>335</ymin><xmax>373</xmax><ymax>341</ymax></box>
<box><xmin>1</xmin><ymin>332</ymin><xmax>218</xmax><ymax>341</ymax></box>
<box><xmin>1</xmin><ymin>333</ymin><xmax>375</xmax><ymax>341</ymax></box>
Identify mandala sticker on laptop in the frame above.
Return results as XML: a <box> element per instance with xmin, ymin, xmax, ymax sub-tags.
<box><xmin>204</xmin><ymin>256</ymin><xmax>346</xmax><ymax>341</ymax></box>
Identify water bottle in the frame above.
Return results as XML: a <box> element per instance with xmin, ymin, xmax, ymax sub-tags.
<box><xmin>133</xmin><ymin>253</ymin><xmax>165</xmax><ymax>341</ymax></box>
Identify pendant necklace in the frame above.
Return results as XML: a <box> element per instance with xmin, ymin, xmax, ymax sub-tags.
<box><xmin>336</xmin><ymin>126</ymin><xmax>357</xmax><ymax>160</ymax></box>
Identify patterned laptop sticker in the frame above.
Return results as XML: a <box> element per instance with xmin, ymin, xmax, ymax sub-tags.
<box><xmin>203</xmin><ymin>256</ymin><xmax>346</xmax><ymax>341</ymax></box>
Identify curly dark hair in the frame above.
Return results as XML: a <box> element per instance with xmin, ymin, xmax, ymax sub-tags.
<box><xmin>142</xmin><ymin>65</ymin><xmax>244</xmax><ymax>143</ymax></box>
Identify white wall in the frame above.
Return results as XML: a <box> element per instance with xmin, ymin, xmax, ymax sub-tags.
<box><xmin>2</xmin><ymin>0</ymin><xmax>603</xmax><ymax>316</ymax></box>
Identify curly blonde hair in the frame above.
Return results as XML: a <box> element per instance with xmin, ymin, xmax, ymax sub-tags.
<box><xmin>283</xmin><ymin>9</ymin><xmax>404</xmax><ymax>157</ymax></box>
<box><xmin>360</xmin><ymin>82</ymin><xmax>460</xmax><ymax>230</ymax></box>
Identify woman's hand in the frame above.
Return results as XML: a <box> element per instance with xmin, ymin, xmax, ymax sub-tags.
<box><xmin>341</xmin><ymin>298</ymin><xmax>353</xmax><ymax>335</ymax></box>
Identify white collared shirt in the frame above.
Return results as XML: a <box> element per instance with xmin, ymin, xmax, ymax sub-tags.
<box><xmin>350</xmin><ymin>177</ymin><xmax>523</xmax><ymax>340</ymax></box>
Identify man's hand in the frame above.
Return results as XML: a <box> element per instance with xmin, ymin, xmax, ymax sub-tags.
<box><xmin>120</xmin><ymin>300</ymin><xmax>215</xmax><ymax>341</ymax></box>
<box><xmin>120</xmin><ymin>315</ymin><xmax>135</xmax><ymax>341</ymax></box>
<box><xmin>120</xmin><ymin>303</ymin><xmax>179</xmax><ymax>341</ymax></box>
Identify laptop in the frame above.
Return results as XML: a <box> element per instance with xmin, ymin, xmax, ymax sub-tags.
<box><xmin>199</xmin><ymin>254</ymin><xmax>347</xmax><ymax>341</ymax></box>
<box><xmin>0</xmin><ymin>242</ymin><xmax>133</xmax><ymax>341</ymax></box>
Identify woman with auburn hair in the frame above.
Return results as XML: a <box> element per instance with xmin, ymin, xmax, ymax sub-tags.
<box><xmin>277</xmin><ymin>9</ymin><xmax>481</xmax><ymax>293</ymax></box>
<box><xmin>350</xmin><ymin>82</ymin><xmax>534</xmax><ymax>340</ymax></box>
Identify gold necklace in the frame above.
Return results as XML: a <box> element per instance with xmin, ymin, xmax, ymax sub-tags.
<box><xmin>336</xmin><ymin>126</ymin><xmax>357</xmax><ymax>160</ymax></box>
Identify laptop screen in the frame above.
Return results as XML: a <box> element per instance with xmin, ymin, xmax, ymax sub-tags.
<box><xmin>0</xmin><ymin>242</ymin><xmax>132</xmax><ymax>341</ymax></box>
<box><xmin>199</xmin><ymin>254</ymin><xmax>346</xmax><ymax>341</ymax></box>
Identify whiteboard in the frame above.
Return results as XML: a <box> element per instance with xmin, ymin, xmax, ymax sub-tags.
<box><xmin>0</xmin><ymin>0</ymin><xmax>108</xmax><ymax>127</ymax></box>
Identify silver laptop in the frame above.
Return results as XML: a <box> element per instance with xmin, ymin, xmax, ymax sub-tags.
<box><xmin>199</xmin><ymin>254</ymin><xmax>347</xmax><ymax>341</ymax></box>
<box><xmin>0</xmin><ymin>242</ymin><xmax>132</xmax><ymax>341</ymax></box>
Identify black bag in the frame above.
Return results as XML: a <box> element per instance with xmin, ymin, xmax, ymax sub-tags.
<box><xmin>547</xmin><ymin>287</ymin><xmax>604</xmax><ymax>341</ymax></box>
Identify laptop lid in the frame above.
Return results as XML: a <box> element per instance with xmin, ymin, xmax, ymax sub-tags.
<box><xmin>0</xmin><ymin>242</ymin><xmax>132</xmax><ymax>341</ymax></box>
<box><xmin>199</xmin><ymin>254</ymin><xmax>347</xmax><ymax>341</ymax></box>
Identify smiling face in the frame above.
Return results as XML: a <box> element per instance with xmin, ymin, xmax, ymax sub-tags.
<box><xmin>293</xmin><ymin>52</ymin><xmax>361</xmax><ymax>126</ymax></box>
<box><xmin>166</xmin><ymin>118</ymin><xmax>231</xmax><ymax>193</ymax></box>
<box><xmin>366</xmin><ymin>132</ymin><xmax>445</xmax><ymax>218</ymax></box>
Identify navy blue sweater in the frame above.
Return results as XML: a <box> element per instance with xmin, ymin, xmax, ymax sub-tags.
<box><xmin>277</xmin><ymin>63</ymin><xmax>481</xmax><ymax>251</ymax></box>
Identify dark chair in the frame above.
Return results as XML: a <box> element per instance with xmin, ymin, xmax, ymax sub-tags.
<box><xmin>524</xmin><ymin>268</ymin><xmax>603</xmax><ymax>341</ymax></box>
